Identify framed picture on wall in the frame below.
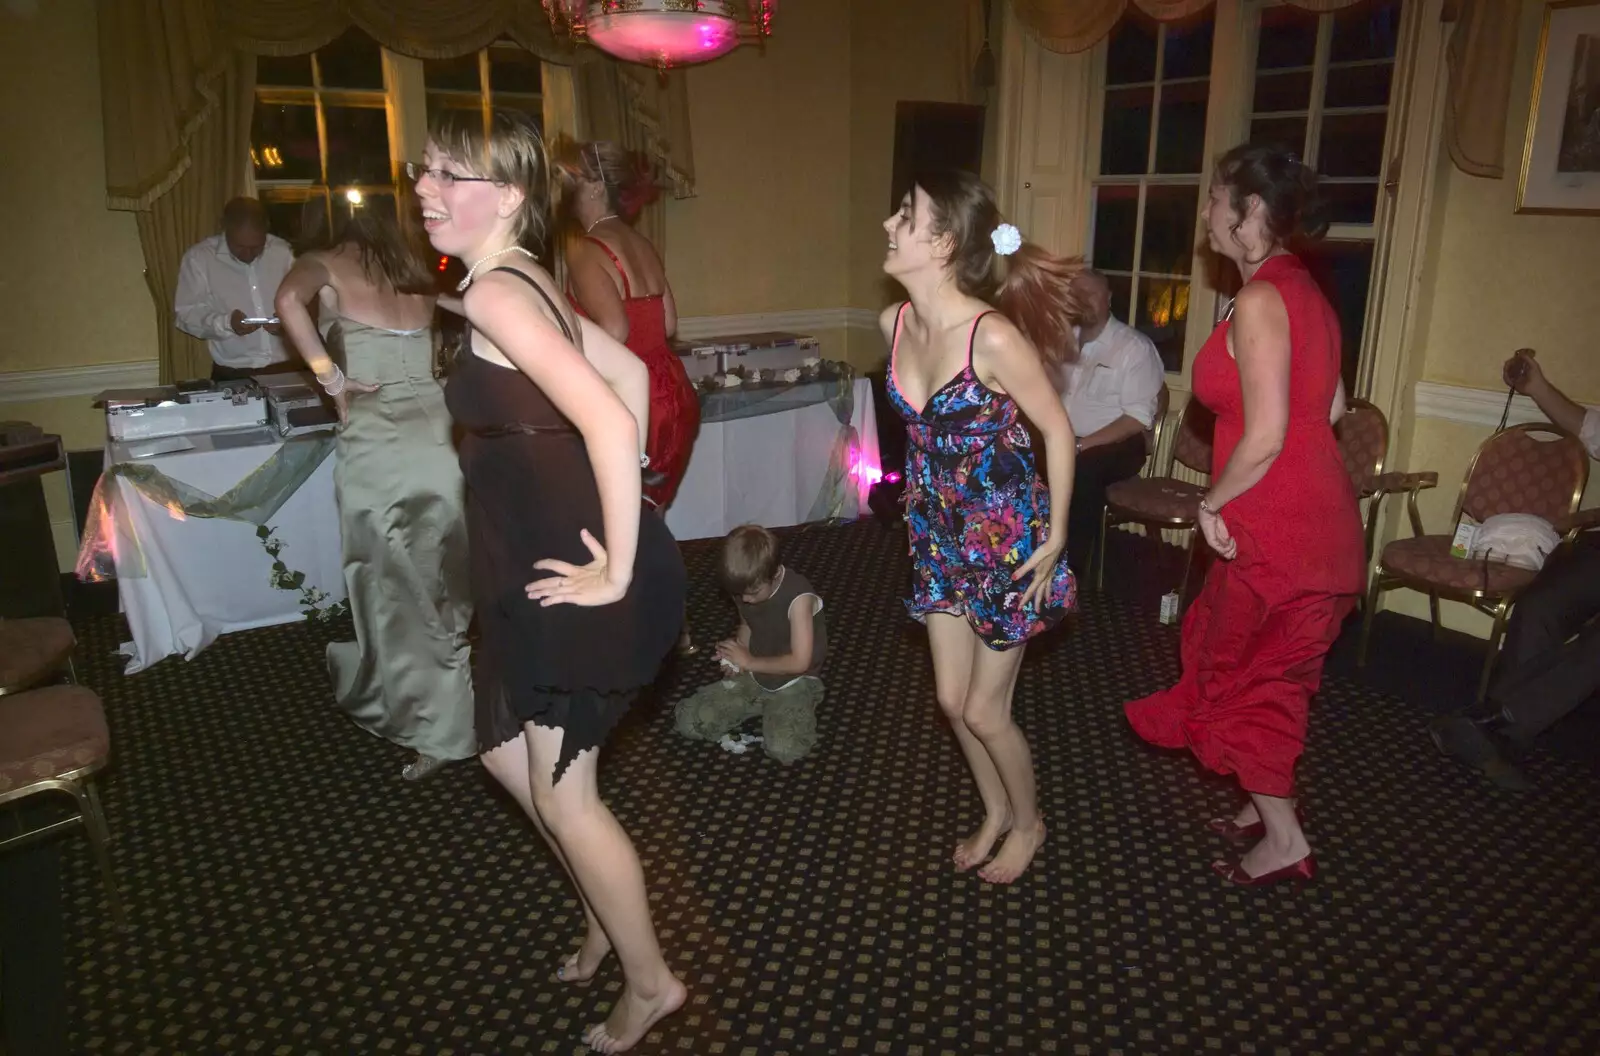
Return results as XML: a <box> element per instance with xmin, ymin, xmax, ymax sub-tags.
<box><xmin>1517</xmin><ymin>0</ymin><xmax>1600</xmax><ymax>214</ymax></box>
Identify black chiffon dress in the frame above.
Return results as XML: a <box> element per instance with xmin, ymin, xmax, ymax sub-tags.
<box><xmin>445</xmin><ymin>266</ymin><xmax>686</xmax><ymax>779</ymax></box>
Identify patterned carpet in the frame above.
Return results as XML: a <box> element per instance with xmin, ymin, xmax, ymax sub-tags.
<box><xmin>56</xmin><ymin>519</ymin><xmax>1600</xmax><ymax>1054</ymax></box>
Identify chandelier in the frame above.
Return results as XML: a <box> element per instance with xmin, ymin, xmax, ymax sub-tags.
<box><xmin>542</xmin><ymin>1</ymin><xmax>777</xmax><ymax>70</ymax></box>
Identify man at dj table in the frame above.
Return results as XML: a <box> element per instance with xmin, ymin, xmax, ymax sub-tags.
<box><xmin>174</xmin><ymin>197</ymin><xmax>298</xmax><ymax>382</ymax></box>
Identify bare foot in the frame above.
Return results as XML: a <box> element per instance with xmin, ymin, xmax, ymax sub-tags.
<box><xmin>978</xmin><ymin>820</ymin><xmax>1046</xmax><ymax>884</ymax></box>
<box><xmin>952</xmin><ymin>812</ymin><xmax>1011</xmax><ymax>872</ymax></box>
<box><xmin>583</xmin><ymin>975</ymin><xmax>688</xmax><ymax>1053</ymax></box>
<box><xmin>555</xmin><ymin>931</ymin><xmax>612</xmax><ymax>985</ymax></box>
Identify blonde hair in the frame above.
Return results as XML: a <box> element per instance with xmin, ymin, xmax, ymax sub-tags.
<box><xmin>719</xmin><ymin>524</ymin><xmax>781</xmax><ymax>596</ymax></box>
<box><xmin>428</xmin><ymin>108</ymin><xmax>554</xmax><ymax>250</ymax></box>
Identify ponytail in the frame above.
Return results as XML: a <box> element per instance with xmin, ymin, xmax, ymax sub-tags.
<box><xmin>995</xmin><ymin>241</ymin><xmax>1084</xmax><ymax>366</ymax></box>
<box><xmin>915</xmin><ymin>169</ymin><xmax>1085</xmax><ymax>367</ymax></box>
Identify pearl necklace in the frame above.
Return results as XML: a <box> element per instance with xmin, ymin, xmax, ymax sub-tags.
<box><xmin>457</xmin><ymin>245</ymin><xmax>536</xmax><ymax>292</ymax></box>
<box><xmin>585</xmin><ymin>213</ymin><xmax>619</xmax><ymax>233</ymax></box>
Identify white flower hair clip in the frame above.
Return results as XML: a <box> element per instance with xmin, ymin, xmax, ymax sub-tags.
<box><xmin>991</xmin><ymin>223</ymin><xmax>1022</xmax><ymax>257</ymax></box>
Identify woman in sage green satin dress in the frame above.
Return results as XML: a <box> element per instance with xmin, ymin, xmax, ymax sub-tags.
<box><xmin>276</xmin><ymin>211</ymin><xmax>475</xmax><ymax>779</ymax></box>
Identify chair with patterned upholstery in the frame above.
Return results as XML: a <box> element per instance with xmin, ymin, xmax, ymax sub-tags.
<box><xmin>1356</xmin><ymin>423</ymin><xmax>1590</xmax><ymax>701</ymax></box>
<box><xmin>0</xmin><ymin>616</ymin><xmax>77</xmax><ymax>695</ymax></box>
<box><xmin>1096</xmin><ymin>397</ymin><xmax>1215</xmax><ymax>608</ymax></box>
<box><xmin>0</xmin><ymin>684</ymin><xmax>124</xmax><ymax>924</ymax></box>
<box><xmin>1335</xmin><ymin>397</ymin><xmax>1390</xmax><ymax>562</ymax></box>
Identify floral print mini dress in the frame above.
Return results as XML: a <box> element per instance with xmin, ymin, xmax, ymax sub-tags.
<box><xmin>886</xmin><ymin>303</ymin><xmax>1077</xmax><ymax>650</ymax></box>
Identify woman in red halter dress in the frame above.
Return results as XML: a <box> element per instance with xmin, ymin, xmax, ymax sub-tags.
<box><xmin>560</xmin><ymin>142</ymin><xmax>699</xmax><ymax>511</ymax></box>
<box><xmin>1123</xmin><ymin>145</ymin><xmax>1364</xmax><ymax>888</ymax></box>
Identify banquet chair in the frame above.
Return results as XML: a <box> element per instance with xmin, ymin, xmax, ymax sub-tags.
<box><xmin>1096</xmin><ymin>397</ymin><xmax>1215</xmax><ymax>609</ymax></box>
<box><xmin>1355</xmin><ymin>423</ymin><xmax>1589</xmax><ymax>702</ymax></box>
<box><xmin>0</xmin><ymin>617</ymin><xmax>77</xmax><ymax>696</ymax></box>
<box><xmin>1334</xmin><ymin>397</ymin><xmax>1390</xmax><ymax>563</ymax></box>
<box><xmin>1138</xmin><ymin>384</ymin><xmax>1173</xmax><ymax>478</ymax></box>
<box><xmin>0</xmin><ymin>684</ymin><xmax>124</xmax><ymax>925</ymax></box>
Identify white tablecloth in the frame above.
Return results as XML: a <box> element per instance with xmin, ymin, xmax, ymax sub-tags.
<box><xmin>100</xmin><ymin>428</ymin><xmax>344</xmax><ymax>673</ymax></box>
<box><xmin>665</xmin><ymin>377</ymin><xmax>882</xmax><ymax>541</ymax></box>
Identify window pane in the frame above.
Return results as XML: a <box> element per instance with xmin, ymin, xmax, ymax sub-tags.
<box><xmin>324</xmin><ymin>106</ymin><xmax>393</xmax><ymax>186</ymax></box>
<box><xmin>1140</xmin><ymin>184</ymin><xmax>1198</xmax><ymax>276</ymax></box>
<box><xmin>1106</xmin><ymin>16</ymin><xmax>1158</xmax><ymax>85</ymax></box>
<box><xmin>1104</xmin><ymin>273</ymin><xmax>1133</xmax><ymax>331</ymax></box>
<box><xmin>1320</xmin><ymin>181</ymin><xmax>1381</xmax><ymax>225</ymax></box>
<box><xmin>1255</xmin><ymin>7</ymin><xmax>1318</xmax><ymax>70</ymax></box>
<box><xmin>263</xmin><ymin>196</ymin><xmax>328</xmax><ymax>248</ymax></box>
<box><xmin>1154</xmin><ymin>78</ymin><xmax>1208</xmax><ymax>174</ymax></box>
<box><xmin>1091</xmin><ymin>185</ymin><xmax>1140</xmax><ymax>273</ymax></box>
<box><xmin>335</xmin><ymin>191</ymin><xmax>398</xmax><ymax>229</ymax></box>
<box><xmin>1250</xmin><ymin>116</ymin><xmax>1308</xmax><ymax>155</ymax></box>
<box><xmin>494</xmin><ymin>95</ymin><xmax>545</xmax><ymax>133</ymax></box>
<box><xmin>1100</xmin><ymin>85</ymin><xmax>1153</xmax><ymax>174</ymax></box>
<box><xmin>316</xmin><ymin>29</ymin><xmax>386</xmax><ymax>90</ymax></box>
<box><xmin>1324</xmin><ymin>61</ymin><xmax>1394</xmax><ymax>108</ymax></box>
<box><xmin>1318</xmin><ymin>111</ymin><xmax>1387</xmax><ymax>176</ymax></box>
<box><xmin>1135</xmin><ymin>277</ymin><xmax>1190</xmax><ymax>372</ymax></box>
<box><xmin>1253</xmin><ymin>70</ymin><xmax>1313</xmax><ymax>113</ymax></box>
<box><xmin>1300</xmin><ymin>239</ymin><xmax>1376</xmax><ymax>391</ymax></box>
<box><xmin>252</xmin><ymin>101</ymin><xmax>321</xmax><ymax>182</ymax></box>
<box><xmin>1330</xmin><ymin>0</ymin><xmax>1403</xmax><ymax>64</ymax></box>
<box><xmin>426</xmin><ymin>92</ymin><xmax>482</xmax><ymax>128</ymax></box>
<box><xmin>1162</xmin><ymin>18</ymin><xmax>1214</xmax><ymax>81</ymax></box>
<box><xmin>425</xmin><ymin>54</ymin><xmax>483</xmax><ymax>93</ymax></box>
<box><xmin>257</xmin><ymin>54</ymin><xmax>313</xmax><ymax>88</ymax></box>
<box><xmin>490</xmin><ymin>46</ymin><xmax>543</xmax><ymax>96</ymax></box>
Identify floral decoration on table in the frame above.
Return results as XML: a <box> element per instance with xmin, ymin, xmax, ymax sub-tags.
<box><xmin>256</xmin><ymin>524</ymin><xmax>348</xmax><ymax>625</ymax></box>
<box><xmin>698</xmin><ymin>357</ymin><xmax>848</xmax><ymax>391</ymax></box>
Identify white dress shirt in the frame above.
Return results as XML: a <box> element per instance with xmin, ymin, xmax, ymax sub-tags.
<box><xmin>1059</xmin><ymin>317</ymin><xmax>1165</xmax><ymax>438</ymax></box>
<box><xmin>1582</xmin><ymin>407</ymin><xmax>1600</xmax><ymax>461</ymax></box>
<box><xmin>173</xmin><ymin>233</ymin><xmax>295</xmax><ymax>369</ymax></box>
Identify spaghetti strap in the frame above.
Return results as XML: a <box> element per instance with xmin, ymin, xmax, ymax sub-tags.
<box><xmin>487</xmin><ymin>266</ymin><xmax>575</xmax><ymax>343</ymax></box>
<box><xmin>889</xmin><ymin>301</ymin><xmax>909</xmax><ymax>367</ymax></box>
<box><xmin>966</xmin><ymin>310</ymin><xmax>996</xmax><ymax>369</ymax></box>
<box><xmin>583</xmin><ymin>235</ymin><xmax>633</xmax><ymax>299</ymax></box>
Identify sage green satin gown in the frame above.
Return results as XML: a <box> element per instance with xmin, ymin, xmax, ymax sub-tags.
<box><xmin>327</xmin><ymin>318</ymin><xmax>475</xmax><ymax>761</ymax></box>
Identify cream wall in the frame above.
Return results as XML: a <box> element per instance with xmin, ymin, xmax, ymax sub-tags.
<box><xmin>1382</xmin><ymin>0</ymin><xmax>1600</xmax><ymax>633</ymax></box>
<box><xmin>0</xmin><ymin>0</ymin><xmax>155</xmax><ymax>567</ymax></box>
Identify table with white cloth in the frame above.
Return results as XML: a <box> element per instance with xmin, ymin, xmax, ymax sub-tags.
<box><xmin>79</xmin><ymin>427</ymin><xmax>344</xmax><ymax>673</ymax></box>
<box><xmin>665</xmin><ymin>375</ymin><xmax>881</xmax><ymax>541</ymax></box>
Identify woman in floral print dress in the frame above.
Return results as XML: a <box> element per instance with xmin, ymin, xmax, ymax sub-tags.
<box><xmin>880</xmin><ymin>170</ymin><xmax>1083</xmax><ymax>884</ymax></box>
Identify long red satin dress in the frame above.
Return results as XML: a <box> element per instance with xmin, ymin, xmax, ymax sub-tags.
<box><xmin>1124</xmin><ymin>253</ymin><xmax>1365</xmax><ymax>798</ymax></box>
<box><xmin>569</xmin><ymin>236</ymin><xmax>700</xmax><ymax>509</ymax></box>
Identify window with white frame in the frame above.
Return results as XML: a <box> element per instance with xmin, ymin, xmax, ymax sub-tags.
<box><xmin>1088</xmin><ymin>12</ymin><xmax>1216</xmax><ymax>373</ymax></box>
<box><xmin>252</xmin><ymin>29</ymin><xmax>398</xmax><ymax>247</ymax></box>
<box><xmin>1246</xmin><ymin>0</ymin><xmax>1404</xmax><ymax>390</ymax></box>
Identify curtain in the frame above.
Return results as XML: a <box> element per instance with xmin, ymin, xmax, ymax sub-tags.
<box><xmin>212</xmin><ymin>0</ymin><xmax>578</xmax><ymax>61</ymax></box>
<box><xmin>576</xmin><ymin>61</ymin><xmax>697</xmax><ymax>252</ymax></box>
<box><xmin>100</xmin><ymin>1</ymin><xmax>257</xmax><ymax>383</ymax></box>
<box><xmin>1443</xmin><ymin>0</ymin><xmax>1519</xmax><ymax>178</ymax></box>
<box><xmin>1007</xmin><ymin>0</ymin><xmax>1518</xmax><ymax>178</ymax></box>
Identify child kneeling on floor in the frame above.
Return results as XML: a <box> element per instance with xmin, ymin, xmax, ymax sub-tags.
<box><xmin>674</xmin><ymin>524</ymin><xmax>827</xmax><ymax>763</ymax></box>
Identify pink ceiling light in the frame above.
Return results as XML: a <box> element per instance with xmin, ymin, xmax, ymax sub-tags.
<box><xmin>543</xmin><ymin>1</ymin><xmax>777</xmax><ymax>70</ymax></box>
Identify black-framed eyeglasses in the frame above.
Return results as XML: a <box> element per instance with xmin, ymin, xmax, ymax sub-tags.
<box><xmin>405</xmin><ymin>162</ymin><xmax>496</xmax><ymax>187</ymax></box>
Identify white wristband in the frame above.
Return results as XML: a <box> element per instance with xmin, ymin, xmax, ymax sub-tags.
<box><xmin>316</xmin><ymin>365</ymin><xmax>346</xmax><ymax>396</ymax></box>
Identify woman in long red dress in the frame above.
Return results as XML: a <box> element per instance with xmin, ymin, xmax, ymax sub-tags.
<box><xmin>560</xmin><ymin>141</ymin><xmax>699</xmax><ymax>511</ymax></box>
<box><xmin>1124</xmin><ymin>144</ymin><xmax>1365</xmax><ymax>888</ymax></box>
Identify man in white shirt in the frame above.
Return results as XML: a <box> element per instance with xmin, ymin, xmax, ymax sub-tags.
<box><xmin>174</xmin><ymin>197</ymin><xmax>297</xmax><ymax>380</ymax></box>
<box><xmin>1059</xmin><ymin>269</ymin><xmax>1165</xmax><ymax>576</ymax></box>
<box><xmin>1431</xmin><ymin>350</ymin><xmax>1600</xmax><ymax>792</ymax></box>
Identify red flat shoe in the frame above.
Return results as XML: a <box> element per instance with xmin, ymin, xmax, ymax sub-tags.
<box><xmin>1211</xmin><ymin>852</ymin><xmax>1317</xmax><ymax>888</ymax></box>
<box><xmin>1205</xmin><ymin>805</ymin><xmax>1307</xmax><ymax>844</ymax></box>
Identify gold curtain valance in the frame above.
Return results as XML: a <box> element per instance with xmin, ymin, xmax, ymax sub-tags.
<box><xmin>211</xmin><ymin>0</ymin><xmax>581</xmax><ymax>62</ymax></box>
<box><xmin>1009</xmin><ymin>0</ymin><xmax>1365</xmax><ymax>54</ymax></box>
<box><xmin>1008</xmin><ymin>0</ymin><xmax>1518</xmax><ymax>178</ymax></box>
